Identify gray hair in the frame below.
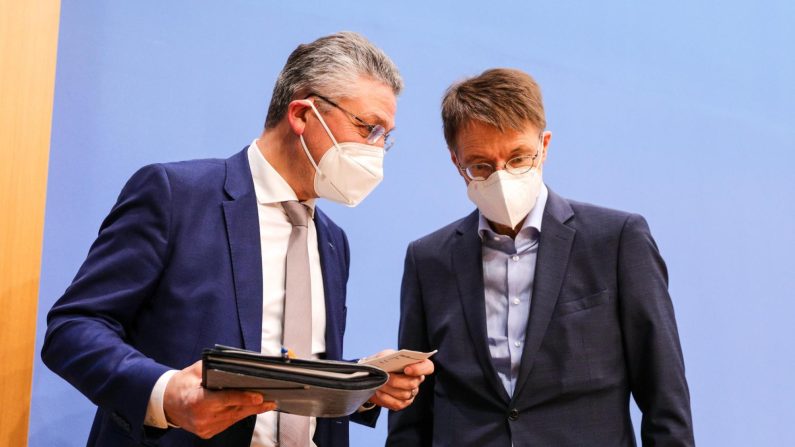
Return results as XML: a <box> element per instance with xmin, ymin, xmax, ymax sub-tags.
<box><xmin>264</xmin><ymin>31</ymin><xmax>403</xmax><ymax>128</ymax></box>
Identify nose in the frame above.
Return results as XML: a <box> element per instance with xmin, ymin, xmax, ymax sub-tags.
<box><xmin>493</xmin><ymin>160</ymin><xmax>511</xmax><ymax>171</ymax></box>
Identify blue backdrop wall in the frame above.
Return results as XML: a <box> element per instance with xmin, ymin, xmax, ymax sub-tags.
<box><xmin>30</xmin><ymin>1</ymin><xmax>795</xmax><ymax>445</ymax></box>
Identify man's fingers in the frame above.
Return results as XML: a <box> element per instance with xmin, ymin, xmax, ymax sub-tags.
<box><xmin>378</xmin><ymin>383</ymin><xmax>416</xmax><ymax>400</ymax></box>
<box><xmin>242</xmin><ymin>392</ymin><xmax>265</xmax><ymax>405</ymax></box>
<box><xmin>182</xmin><ymin>411</ymin><xmax>239</xmax><ymax>439</ymax></box>
<box><xmin>164</xmin><ymin>362</ymin><xmax>277</xmax><ymax>440</ymax></box>
<box><xmin>404</xmin><ymin>359</ymin><xmax>434</xmax><ymax>376</ymax></box>
<box><xmin>190</xmin><ymin>417</ymin><xmax>240</xmax><ymax>440</ymax></box>
<box><xmin>384</xmin><ymin>388</ymin><xmax>413</xmax><ymax>401</ymax></box>
<box><xmin>372</xmin><ymin>389</ymin><xmax>414</xmax><ymax>411</ymax></box>
<box><xmin>207</xmin><ymin>389</ymin><xmax>266</xmax><ymax>409</ymax></box>
<box><xmin>213</xmin><ymin>400</ymin><xmax>277</xmax><ymax>422</ymax></box>
<box><xmin>385</xmin><ymin>373</ymin><xmax>424</xmax><ymax>391</ymax></box>
<box><xmin>232</xmin><ymin>400</ymin><xmax>278</xmax><ymax>418</ymax></box>
<box><xmin>187</xmin><ymin>400</ymin><xmax>277</xmax><ymax>439</ymax></box>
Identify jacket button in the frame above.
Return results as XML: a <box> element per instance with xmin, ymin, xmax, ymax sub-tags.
<box><xmin>508</xmin><ymin>408</ymin><xmax>519</xmax><ymax>421</ymax></box>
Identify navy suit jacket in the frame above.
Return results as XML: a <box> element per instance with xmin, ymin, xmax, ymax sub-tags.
<box><xmin>42</xmin><ymin>148</ymin><xmax>375</xmax><ymax>447</ymax></box>
<box><xmin>387</xmin><ymin>189</ymin><xmax>694</xmax><ymax>446</ymax></box>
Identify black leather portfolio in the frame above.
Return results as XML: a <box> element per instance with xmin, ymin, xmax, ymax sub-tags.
<box><xmin>201</xmin><ymin>345</ymin><xmax>389</xmax><ymax>418</ymax></box>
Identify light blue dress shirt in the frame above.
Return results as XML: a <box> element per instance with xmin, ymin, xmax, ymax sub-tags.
<box><xmin>478</xmin><ymin>184</ymin><xmax>548</xmax><ymax>396</ymax></box>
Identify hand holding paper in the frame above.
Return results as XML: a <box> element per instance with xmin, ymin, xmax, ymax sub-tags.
<box><xmin>359</xmin><ymin>349</ymin><xmax>438</xmax><ymax>373</ymax></box>
<box><xmin>360</xmin><ymin>349</ymin><xmax>436</xmax><ymax>411</ymax></box>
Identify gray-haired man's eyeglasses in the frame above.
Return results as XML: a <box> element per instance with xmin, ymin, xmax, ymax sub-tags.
<box><xmin>308</xmin><ymin>93</ymin><xmax>394</xmax><ymax>151</ymax></box>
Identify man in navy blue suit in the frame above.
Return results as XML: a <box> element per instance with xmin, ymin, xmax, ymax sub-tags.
<box><xmin>42</xmin><ymin>32</ymin><xmax>432</xmax><ymax>447</ymax></box>
<box><xmin>387</xmin><ymin>68</ymin><xmax>694</xmax><ymax>446</ymax></box>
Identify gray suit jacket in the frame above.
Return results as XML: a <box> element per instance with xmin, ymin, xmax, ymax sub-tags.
<box><xmin>387</xmin><ymin>188</ymin><xmax>694</xmax><ymax>446</ymax></box>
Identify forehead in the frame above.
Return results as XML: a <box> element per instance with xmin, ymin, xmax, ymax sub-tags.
<box><xmin>454</xmin><ymin>120</ymin><xmax>540</xmax><ymax>161</ymax></box>
<box><xmin>335</xmin><ymin>76</ymin><xmax>397</xmax><ymax>129</ymax></box>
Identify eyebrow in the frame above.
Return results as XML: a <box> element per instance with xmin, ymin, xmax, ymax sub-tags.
<box><xmin>358</xmin><ymin>111</ymin><xmax>392</xmax><ymax>131</ymax></box>
<box><xmin>460</xmin><ymin>145</ymin><xmax>536</xmax><ymax>165</ymax></box>
<box><xmin>462</xmin><ymin>154</ymin><xmax>492</xmax><ymax>165</ymax></box>
<box><xmin>510</xmin><ymin>145</ymin><xmax>536</xmax><ymax>156</ymax></box>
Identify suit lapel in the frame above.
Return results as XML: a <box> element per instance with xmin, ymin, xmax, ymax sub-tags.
<box><xmin>453</xmin><ymin>212</ymin><xmax>512</xmax><ymax>404</ymax></box>
<box><xmin>222</xmin><ymin>148</ymin><xmax>263</xmax><ymax>352</ymax></box>
<box><xmin>513</xmin><ymin>189</ymin><xmax>575</xmax><ymax>399</ymax></box>
<box><xmin>314</xmin><ymin>210</ymin><xmax>344</xmax><ymax>360</ymax></box>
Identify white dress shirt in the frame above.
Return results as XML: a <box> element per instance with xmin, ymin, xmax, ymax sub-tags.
<box><xmin>145</xmin><ymin>141</ymin><xmax>326</xmax><ymax>447</ymax></box>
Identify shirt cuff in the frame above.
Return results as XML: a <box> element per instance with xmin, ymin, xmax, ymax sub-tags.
<box><xmin>144</xmin><ymin>369</ymin><xmax>178</xmax><ymax>428</ymax></box>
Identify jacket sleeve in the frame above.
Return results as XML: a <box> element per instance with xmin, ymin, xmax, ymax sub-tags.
<box><xmin>386</xmin><ymin>242</ymin><xmax>434</xmax><ymax>446</ymax></box>
<box><xmin>41</xmin><ymin>164</ymin><xmax>174</xmax><ymax>443</ymax></box>
<box><xmin>617</xmin><ymin>213</ymin><xmax>695</xmax><ymax>446</ymax></box>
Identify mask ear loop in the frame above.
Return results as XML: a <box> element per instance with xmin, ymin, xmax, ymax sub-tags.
<box><xmin>296</xmin><ymin>98</ymin><xmax>346</xmax><ymax>176</ymax></box>
<box><xmin>295</xmin><ymin>99</ymin><xmax>331</xmax><ymax>177</ymax></box>
<box><xmin>529</xmin><ymin>133</ymin><xmax>546</xmax><ymax>175</ymax></box>
<box><xmin>296</xmin><ymin>99</ymin><xmax>355</xmax><ymax>205</ymax></box>
<box><xmin>299</xmin><ymin>134</ymin><xmax>323</xmax><ymax>176</ymax></box>
<box><xmin>299</xmin><ymin>98</ymin><xmax>384</xmax><ymax>176</ymax></box>
<box><xmin>300</xmin><ymin>99</ymin><xmax>341</xmax><ymax>146</ymax></box>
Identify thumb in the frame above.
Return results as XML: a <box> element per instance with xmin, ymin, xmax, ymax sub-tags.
<box><xmin>185</xmin><ymin>359</ymin><xmax>203</xmax><ymax>377</ymax></box>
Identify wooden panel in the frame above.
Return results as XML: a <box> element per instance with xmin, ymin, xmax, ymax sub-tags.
<box><xmin>0</xmin><ymin>0</ymin><xmax>61</xmax><ymax>445</ymax></box>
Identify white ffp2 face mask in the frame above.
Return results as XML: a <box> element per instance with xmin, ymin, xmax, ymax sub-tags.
<box><xmin>298</xmin><ymin>101</ymin><xmax>385</xmax><ymax>207</ymax></box>
<box><xmin>466</xmin><ymin>168</ymin><xmax>543</xmax><ymax>229</ymax></box>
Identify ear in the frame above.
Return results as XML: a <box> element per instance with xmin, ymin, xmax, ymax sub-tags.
<box><xmin>540</xmin><ymin>130</ymin><xmax>552</xmax><ymax>164</ymax></box>
<box><xmin>286</xmin><ymin>99</ymin><xmax>314</xmax><ymax>136</ymax></box>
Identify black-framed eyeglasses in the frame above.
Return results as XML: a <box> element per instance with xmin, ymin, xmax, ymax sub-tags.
<box><xmin>308</xmin><ymin>93</ymin><xmax>394</xmax><ymax>151</ymax></box>
<box><xmin>458</xmin><ymin>136</ymin><xmax>544</xmax><ymax>181</ymax></box>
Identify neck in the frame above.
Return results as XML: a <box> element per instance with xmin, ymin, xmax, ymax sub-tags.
<box><xmin>256</xmin><ymin>125</ymin><xmax>316</xmax><ymax>201</ymax></box>
<box><xmin>488</xmin><ymin>218</ymin><xmax>525</xmax><ymax>239</ymax></box>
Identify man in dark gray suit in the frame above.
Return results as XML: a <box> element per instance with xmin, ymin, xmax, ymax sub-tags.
<box><xmin>387</xmin><ymin>68</ymin><xmax>694</xmax><ymax>446</ymax></box>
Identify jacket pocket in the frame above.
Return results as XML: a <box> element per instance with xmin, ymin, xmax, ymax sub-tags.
<box><xmin>554</xmin><ymin>289</ymin><xmax>610</xmax><ymax>316</ymax></box>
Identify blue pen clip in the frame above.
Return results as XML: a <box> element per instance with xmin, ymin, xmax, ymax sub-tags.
<box><xmin>281</xmin><ymin>346</ymin><xmax>293</xmax><ymax>363</ymax></box>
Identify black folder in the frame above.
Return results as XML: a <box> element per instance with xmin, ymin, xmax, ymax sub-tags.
<box><xmin>201</xmin><ymin>345</ymin><xmax>389</xmax><ymax>418</ymax></box>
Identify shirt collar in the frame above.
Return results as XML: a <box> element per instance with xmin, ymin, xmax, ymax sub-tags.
<box><xmin>247</xmin><ymin>140</ymin><xmax>316</xmax><ymax>216</ymax></box>
<box><xmin>478</xmin><ymin>183</ymin><xmax>548</xmax><ymax>240</ymax></box>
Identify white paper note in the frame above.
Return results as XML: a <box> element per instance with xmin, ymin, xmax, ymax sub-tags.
<box><xmin>359</xmin><ymin>349</ymin><xmax>438</xmax><ymax>373</ymax></box>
